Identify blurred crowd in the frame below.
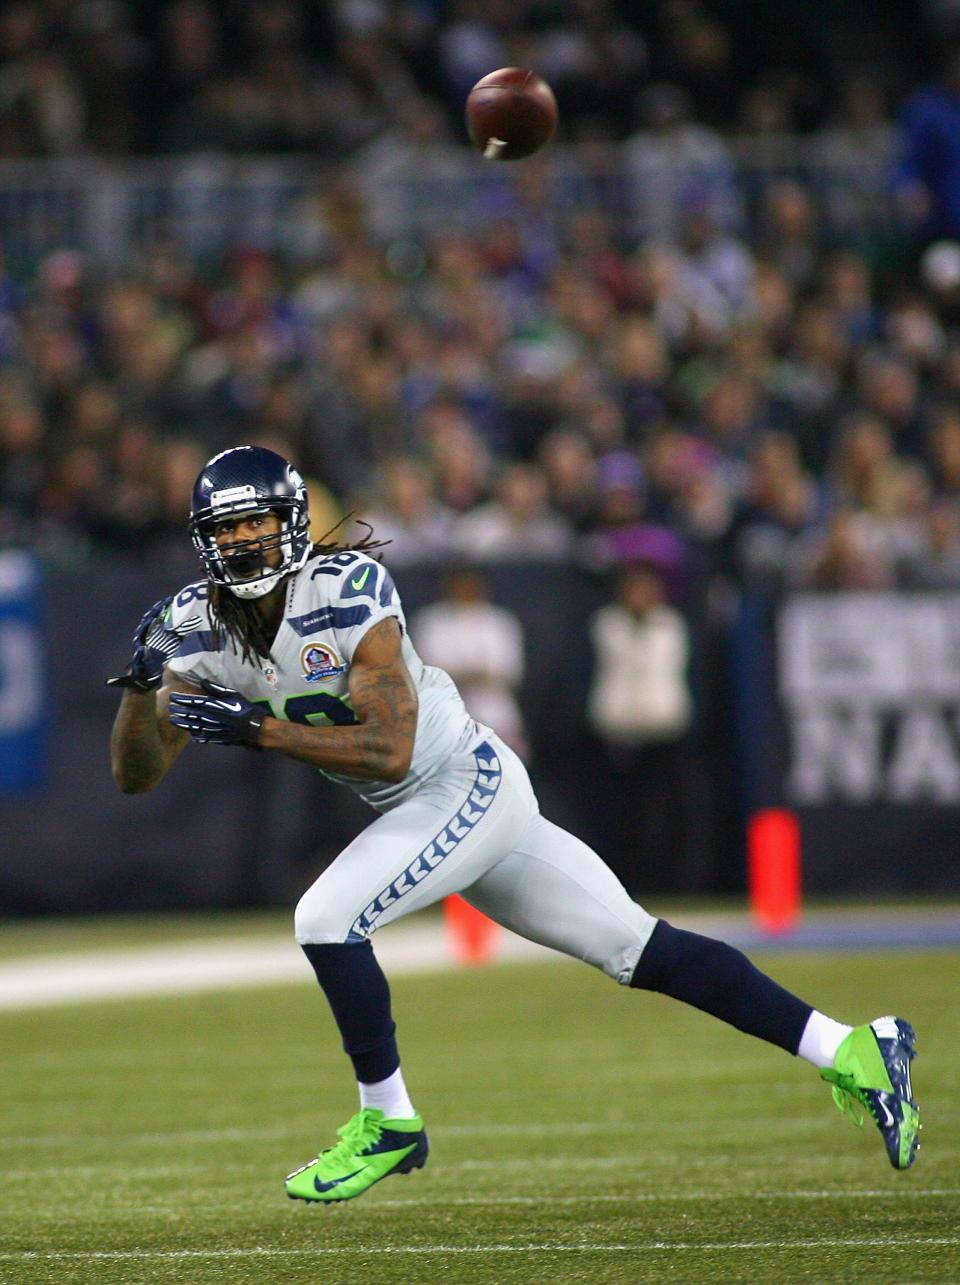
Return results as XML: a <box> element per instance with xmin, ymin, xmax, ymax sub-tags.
<box><xmin>5</xmin><ymin>164</ymin><xmax>960</xmax><ymax>597</ymax></box>
<box><xmin>0</xmin><ymin>0</ymin><xmax>930</xmax><ymax>158</ymax></box>
<box><xmin>2</xmin><ymin>1</ymin><xmax>960</xmax><ymax>603</ymax></box>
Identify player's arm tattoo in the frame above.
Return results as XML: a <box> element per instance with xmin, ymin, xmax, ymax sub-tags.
<box><xmin>110</xmin><ymin>672</ymin><xmax>198</xmax><ymax>793</ymax></box>
<box><xmin>258</xmin><ymin>617</ymin><xmax>418</xmax><ymax>782</ymax></box>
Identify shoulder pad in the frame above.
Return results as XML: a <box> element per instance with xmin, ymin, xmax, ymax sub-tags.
<box><xmin>168</xmin><ymin>580</ymin><xmax>211</xmax><ymax>622</ymax></box>
<box><xmin>307</xmin><ymin>553</ymin><xmax>397</xmax><ymax>608</ymax></box>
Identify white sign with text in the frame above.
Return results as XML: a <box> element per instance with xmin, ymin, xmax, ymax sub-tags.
<box><xmin>778</xmin><ymin>594</ymin><xmax>960</xmax><ymax>804</ymax></box>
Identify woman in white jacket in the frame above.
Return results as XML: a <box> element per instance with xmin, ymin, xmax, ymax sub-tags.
<box><xmin>587</xmin><ymin>562</ymin><xmax>693</xmax><ymax>893</ymax></box>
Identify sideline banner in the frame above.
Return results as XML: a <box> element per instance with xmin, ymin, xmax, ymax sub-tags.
<box><xmin>0</xmin><ymin>552</ymin><xmax>46</xmax><ymax>793</ymax></box>
<box><xmin>779</xmin><ymin>593</ymin><xmax>960</xmax><ymax>805</ymax></box>
<box><xmin>741</xmin><ymin>591</ymin><xmax>960</xmax><ymax>892</ymax></box>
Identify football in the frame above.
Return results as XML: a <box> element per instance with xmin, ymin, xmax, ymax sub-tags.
<box><xmin>465</xmin><ymin>67</ymin><xmax>558</xmax><ymax>161</ymax></box>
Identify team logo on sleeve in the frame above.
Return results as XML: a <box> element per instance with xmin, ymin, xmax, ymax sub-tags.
<box><xmin>300</xmin><ymin>642</ymin><xmax>345</xmax><ymax>683</ymax></box>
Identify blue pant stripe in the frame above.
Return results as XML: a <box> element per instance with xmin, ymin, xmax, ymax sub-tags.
<box><xmin>350</xmin><ymin>743</ymin><xmax>502</xmax><ymax>936</ymax></box>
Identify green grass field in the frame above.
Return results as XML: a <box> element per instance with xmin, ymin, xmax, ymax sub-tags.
<box><xmin>0</xmin><ymin>922</ymin><xmax>957</xmax><ymax>1284</ymax></box>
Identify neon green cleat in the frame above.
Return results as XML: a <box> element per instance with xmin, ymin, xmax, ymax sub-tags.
<box><xmin>285</xmin><ymin>1107</ymin><xmax>428</xmax><ymax>1204</ymax></box>
<box><xmin>820</xmin><ymin>1016</ymin><xmax>920</xmax><ymax>1170</ymax></box>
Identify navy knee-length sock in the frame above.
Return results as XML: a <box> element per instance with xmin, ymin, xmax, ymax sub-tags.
<box><xmin>630</xmin><ymin>919</ymin><xmax>812</xmax><ymax>1054</ymax></box>
<box><xmin>301</xmin><ymin>939</ymin><xmax>400</xmax><ymax>1083</ymax></box>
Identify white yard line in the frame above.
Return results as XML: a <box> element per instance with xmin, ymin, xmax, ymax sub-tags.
<box><xmin>0</xmin><ymin>1237</ymin><xmax>957</xmax><ymax>1263</ymax></box>
<box><xmin>0</xmin><ymin>1184</ymin><xmax>954</xmax><ymax>1205</ymax></box>
<box><xmin>0</xmin><ymin>920</ymin><xmax>556</xmax><ymax>1010</ymax></box>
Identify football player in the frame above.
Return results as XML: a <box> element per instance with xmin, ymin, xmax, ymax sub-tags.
<box><xmin>108</xmin><ymin>445</ymin><xmax>922</xmax><ymax>1203</ymax></box>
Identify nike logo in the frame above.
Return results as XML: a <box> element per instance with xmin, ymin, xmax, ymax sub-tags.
<box><xmin>350</xmin><ymin>567</ymin><xmax>371</xmax><ymax>591</ymax></box>
<box><xmin>218</xmin><ymin>700</ymin><xmax>243</xmax><ymax>713</ymax></box>
<box><xmin>876</xmin><ymin>1096</ymin><xmax>896</xmax><ymax>1129</ymax></box>
<box><xmin>313</xmin><ymin>1166</ymin><xmax>367</xmax><ymax>1192</ymax></box>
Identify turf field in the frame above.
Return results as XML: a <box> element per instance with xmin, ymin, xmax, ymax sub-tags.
<box><xmin>0</xmin><ymin>920</ymin><xmax>957</xmax><ymax>1284</ymax></box>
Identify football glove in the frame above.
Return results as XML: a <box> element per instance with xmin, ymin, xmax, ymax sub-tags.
<box><xmin>168</xmin><ymin>680</ymin><xmax>266</xmax><ymax>748</ymax></box>
<box><xmin>106</xmin><ymin>597</ymin><xmax>202</xmax><ymax>693</ymax></box>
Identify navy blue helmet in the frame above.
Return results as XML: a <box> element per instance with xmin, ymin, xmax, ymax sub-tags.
<box><xmin>189</xmin><ymin>446</ymin><xmax>311</xmax><ymax>599</ymax></box>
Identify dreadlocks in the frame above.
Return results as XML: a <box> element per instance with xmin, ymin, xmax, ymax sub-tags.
<box><xmin>207</xmin><ymin>517</ymin><xmax>390</xmax><ymax>666</ymax></box>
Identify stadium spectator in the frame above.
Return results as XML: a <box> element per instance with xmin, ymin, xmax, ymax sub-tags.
<box><xmin>411</xmin><ymin>564</ymin><xmax>528</xmax><ymax>758</ymax></box>
<box><xmin>550</xmin><ymin>0</ymin><xmax>648</xmax><ymax>138</ymax></box>
<box><xmin>819</xmin><ymin>249</ymin><xmax>880</xmax><ymax>346</ymax></box>
<box><xmin>690</xmin><ymin>371</ymin><xmax>764</xmax><ymax>498</ymax></box>
<box><xmin>0</xmin><ymin>43</ymin><xmax>86</xmax><ymax>157</ymax></box>
<box><xmin>791</xmin><ymin>507</ymin><xmax>897</xmax><ymax>591</ymax></box>
<box><xmin>654</xmin><ymin>0</ymin><xmax>738</xmax><ymax>127</ymax></box>
<box><xmin>900</xmin><ymin>498</ymin><xmax>960</xmax><ymax>586</ymax></box>
<box><xmin>586</xmin><ymin>561</ymin><xmax>694</xmax><ymax>893</ymax></box>
<box><xmin>71</xmin><ymin>0</ymin><xmax>149</xmax><ymax>155</ymax></box>
<box><xmin>360</xmin><ymin>455</ymin><xmax>455</xmax><ymax>568</ymax></box>
<box><xmin>757</xmin><ymin>180</ymin><xmax>822</xmax><ymax>291</ymax></box>
<box><xmin>155</xmin><ymin>0</ymin><xmax>224</xmax><ymax>152</ymax></box>
<box><xmin>772</xmin><ymin>299</ymin><xmax>850</xmax><ymax>470</ymax></box>
<box><xmin>436</xmin><ymin>0</ymin><xmax>513</xmax><ymax>106</ymax></box>
<box><xmin>855</xmin><ymin>350</ymin><xmax>929</xmax><ymax>460</ymax></box>
<box><xmin>816</xmin><ymin>79</ymin><xmax>898</xmax><ymax>238</ymax></box>
<box><xmin>927</xmin><ymin>406</ymin><xmax>960</xmax><ymax>500</ymax></box>
<box><xmin>451</xmin><ymin>460</ymin><xmax>572</xmax><ymax>561</ymax></box>
<box><xmin>895</xmin><ymin>38</ymin><xmax>960</xmax><ymax>243</ymax></box>
<box><xmin>420</xmin><ymin>399</ymin><xmax>492</xmax><ymax>515</ymax></box>
<box><xmin>724</xmin><ymin>430</ymin><xmax>820</xmax><ymax>588</ymax></box>
<box><xmin>623</xmin><ymin>83</ymin><xmax>738</xmax><ymax>243</ymax></box>
<box><xmin>608</xmin><ymin>316</ymin><xmax>670</xmax><ymax>439</ymax></box>
<box><xmin>675</xmin><ymin>196</ymin><xmax>757</xmax><ymax>326</ymax></box>
<box><xmin>579</xmin><ymin>451</ymin><xmax>690</xmax><ymax>596</ymax></box>
<box><xmin>537</xmin><ymin>427</ymin><xmax>600</xmax><ymax>532</ymax></box>
<box><xmin>643</xmin><ymin>428</ymin><xmax>730</xmax><ymax>545</ymax></box>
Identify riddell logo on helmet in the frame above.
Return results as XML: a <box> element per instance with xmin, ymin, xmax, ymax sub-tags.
<box><xmin>301</xmin><ymin>643</ymin><xmax>345</xmax><ymax>684</ymax></box>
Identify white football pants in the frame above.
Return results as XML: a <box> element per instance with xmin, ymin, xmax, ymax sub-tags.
<box><xmin>294</xmin><ymin>734</ymin><xmax>657</xmax><ymax>984</ymax></box>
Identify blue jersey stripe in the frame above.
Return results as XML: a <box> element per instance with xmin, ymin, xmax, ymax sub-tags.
<box><xmin>287</xmin><ymin>604</ymin><xmax>373</xmax><ymax>637</ymax></box>
<box><xmin>175</xmin><ymin>629</ymin><xmax>223</xmax><ymax>657</ymax></box>
<box><xmin>379</xmin><ymin>568</ymin><xmax>396</xmax><ymax>606</ymax></box>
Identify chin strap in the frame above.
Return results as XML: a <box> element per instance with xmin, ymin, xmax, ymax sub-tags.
<box><xmin>225</xmin><ymin>567</ymin><xmax>286</xmax><ymax>600</ymax></box>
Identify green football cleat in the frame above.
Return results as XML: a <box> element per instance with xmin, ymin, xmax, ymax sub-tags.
<box><xmin>820</xmin><ymin>1016</ymin><xmax>920</xmax><ymax>1170</ymax></box>
<box><xmin>285</xmin><ymin>1108</ymin><xmax>428</xmax><ymax>1204</ymax></box>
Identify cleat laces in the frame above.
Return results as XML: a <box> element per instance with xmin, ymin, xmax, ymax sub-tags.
<box><xmin>318</xmin><ymin>1109</ymin><xmax>383</xmax><ymax>1168</ymax></box>
<box><xmin>829</xmin><ymin>1081</ymin><xmax>867</xmax><ymax>1128</ymax></box>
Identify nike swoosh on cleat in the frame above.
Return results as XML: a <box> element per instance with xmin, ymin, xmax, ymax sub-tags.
<box><xmin>313</xmin><ymin>1166</ymin><xmax>367</xmax><ymax>1193</ymax></box>
<box><xmin>876</xmin><ymin>1098</ymin><xmax>896</xmax><ymax>1129</ymax></box>
<box><xmin>350</xmin><ymin>567</ymin><xmax>371</xmax><ymax>591</ymax></box>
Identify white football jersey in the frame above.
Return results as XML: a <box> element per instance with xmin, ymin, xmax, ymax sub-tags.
<box><xmin>165</xmin><ymin>551</ymin><xmax>483</xmax><ymax>810</ymax></box>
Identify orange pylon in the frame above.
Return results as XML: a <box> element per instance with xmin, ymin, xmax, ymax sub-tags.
<box><xmin>443</xmin><ymin>894</ymin><xmax>500</xmax><ymax>963</ymax></box>
<box><xmin>747</xmin><ymin>808</ymin><xmax>802</xmax><ymax>935</ymax></box>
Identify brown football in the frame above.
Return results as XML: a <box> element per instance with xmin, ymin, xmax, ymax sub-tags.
<box><xmin>465</xmin><ymin>68</ymin><xmax>558</xmax><ymax>161</ymax></box>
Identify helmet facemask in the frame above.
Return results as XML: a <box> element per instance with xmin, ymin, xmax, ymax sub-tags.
<box><xmin>191</xmin><ymin>494</ymin><xmax>310</xmax><ymax>600</ymax></box>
